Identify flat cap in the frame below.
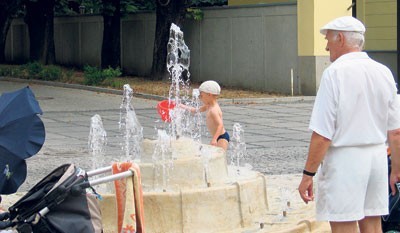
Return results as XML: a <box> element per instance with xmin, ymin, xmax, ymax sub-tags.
<box><xmin>320</xmin><ymin>16</ymin><xmax>365</xmax><ymax>35</ymax></box>
<box><xmin>199</xmin><ymin>80</ymin><xmax>221</xmax><ymax>95</ymax></box>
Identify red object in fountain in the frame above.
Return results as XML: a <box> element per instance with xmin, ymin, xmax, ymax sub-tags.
<box><xmin>157</xmin><ymin>100</ymin><xmax>176</xmax><ymax>122</ymax></box>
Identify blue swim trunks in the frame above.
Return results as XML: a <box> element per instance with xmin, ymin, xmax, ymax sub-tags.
<box><xmin>217</xmin><ymin>132</ymin><xmax>230</xmax><ymax>142</ymax></box>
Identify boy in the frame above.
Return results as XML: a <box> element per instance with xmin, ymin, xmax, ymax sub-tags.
<box><xmin>181</xmin><ymin>80</ymin><xmax>229</xmax><ymax>150</ymax></box>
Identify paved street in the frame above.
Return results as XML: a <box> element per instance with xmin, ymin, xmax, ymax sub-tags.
<box><xmin>0</xmin><ymin>78</ymin><xmax>315</xmax><ymax>191</ymax></box>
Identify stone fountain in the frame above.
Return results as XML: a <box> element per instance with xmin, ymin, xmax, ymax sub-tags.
<box><xmin>96</xmin><ymin>24</ymin><xmax>323</xmax><ymax>233</ymax></box>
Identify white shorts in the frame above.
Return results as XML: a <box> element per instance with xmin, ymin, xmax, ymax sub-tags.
<box><xmin>316</xmin><ymin>144</ymin><xmax>388</xmax><ymax>221</ymax></box>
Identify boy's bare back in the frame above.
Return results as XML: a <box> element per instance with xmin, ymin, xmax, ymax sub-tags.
<box><xmin>205</xmin><ymin>103</ymin><xmax>223</xmax><ymax>139</ymax></box>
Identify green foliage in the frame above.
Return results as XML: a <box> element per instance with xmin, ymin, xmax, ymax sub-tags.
<box><xmin>81</xmin><ymin>0</ymin><xmax>102</xmax><ymax>14</ymax></box>
<box><xmin>83</xmin><ymin>65</ymin><xmax>102</xmax><ymax>85</ymax></box>
<box><xmin>39</xmin><ymin>65</ymin><xmax>62</xmax><ymax>81</ymax></box>
<box><xmin>24</xmin><ymin>62</ymin><xmax>44</xmax><ymax>78</ymax></box>
<box><xmin>11</xmin><ymin>66</ymin><xmax>25</xmax><ymax>77</ymax></box>
<box><xmin>0</xmin><ymin>63</ymin><xmax>64</xmax><ymax>81</ymax></box>
<box><xmin>131</xmin><ymin>0</ymin><xmax>155</xmax><ymax>11</ymax></box>
<box><xmin>191</xmin><ymin>0</ymin><xmax>228</xmax><ymax>7</ymax></box>
<box><xmin>55</xmin><ymin>0</ymin><xmax>78</xmax><ymax>16</ymax></box>
<box><xmin>83</xmin><ymin>65</ymin><xmax>122</xmax><ymax>86</ymax></box>
<box><xmin>186</xmin><ymin>8</ymin><xmax>203</xmax><ymax>20</ymax></box>
<box><xmin>103</xmin><ymin>77</ymin><xmax>124</xmax><ymax>89</ymax></box>
<box><xmin>0</xmin><ymin>66</ymin><xmax>12</xmax><ymax>76</ymax></box>
<box><xmin>54</xmin><ymin>0</ymin><xmax>156</xmax><ymax>16</ymax></box>
<box><xmin>103</xmin><ymin>67</ymin><xmax>122</xmax><ymax>77</ymax></box>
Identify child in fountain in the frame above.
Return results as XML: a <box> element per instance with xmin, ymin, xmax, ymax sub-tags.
<box><xmin>180</xmin><ymin>80</ymin><xmax>230</xmax><ymax>150</ymax></box>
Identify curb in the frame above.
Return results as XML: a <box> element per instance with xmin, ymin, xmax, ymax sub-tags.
<box><xmin>219</xmin><ymin>96</ymin><xmax>315</xmax><ymax>104</ymax></box>
<box><xmin>0</xmin><ymin>77</ymin><xmax>315</xmax><ymax>104</ymax></box>
<box><xmin>0</xmin><ymin>77</ymin><xmax>166</xmax><ymax>101</ymax></box>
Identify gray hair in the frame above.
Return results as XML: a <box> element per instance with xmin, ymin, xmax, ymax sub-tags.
<box><xmin>332</xmin><ymin>30</ymin><xmax>365</xmax><ymax>49</ymax></box>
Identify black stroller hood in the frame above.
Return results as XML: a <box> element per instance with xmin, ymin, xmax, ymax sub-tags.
<box><xmin>1</xmin><ymin>164</ymin><xmax>102</xmax><ymax>233</ymax></box>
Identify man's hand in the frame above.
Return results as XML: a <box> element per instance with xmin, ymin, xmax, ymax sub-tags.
<box><xmin>390</xmin><ymin>172</ymin><xmax>400</xmax><ymax>196</ymax></box>
<box><xmin>298</xmin><ymin>175</ymin><xmax>314</xmax><ymax>204</ymax></box>
<box><xmin>388</xmin><ymin>128</ymin><xmax>400</xmax><ymax>196</ymax></box>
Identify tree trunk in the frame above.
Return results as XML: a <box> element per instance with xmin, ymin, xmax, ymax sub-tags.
<box><xmin>150</xmin><ymin>0</ymin><xmax>188</xmax><ymax>80</ymax></box>
<box><xmin>101</xmin><ymin>0</ymin><xmax>121</xmax><ymax>69</ymax></box>
<box><xmin>0</xmin><ymin>0</ymin><xmax>23</xmax><ymax>63</ymax></box>
<box><xmin>25</xmin><ymin>0</ymin><xmax>56</xmax><ymax>65</ymax></box>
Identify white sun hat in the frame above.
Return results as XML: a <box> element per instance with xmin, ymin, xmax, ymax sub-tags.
<box><xmin>199</xmin><ymin>80</ymin><xmax>221</xmax><ymax>95</ymax></box>
<box><xmin>320</xmin><ymin>16</ymin><xmax>366</xmax><ymax>35</ymax></box>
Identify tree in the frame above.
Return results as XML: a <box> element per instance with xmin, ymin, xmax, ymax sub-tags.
<box><xmin>25</xmin><ymin>0</ymin><xmax>56</xmax><ymax>64</ymax></box>
<box><xmin>150</xmin><ymin>0</ymin><xmax>189</xmax><ymax>80</ymax></box>
<box><xmin>101</xmin><ymin>0</ymin><xmax>151</xmax><ymax>69</ymax></box>
<box><xmin>101</xmin><ymin>0</ymin><xmax>122</xmax><ymax>69</ymax></box>
<box><xmin>0</xmin><ymin>0</ymin><xmax>24</xmax><ymax>63</ymax></box>
<box><xmin>150</xmin><ymin>0</ymin><xmax>226</xmax><ymax>80</ymax></box>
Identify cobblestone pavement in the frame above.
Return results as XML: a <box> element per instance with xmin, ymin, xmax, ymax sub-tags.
<box><xmin>0</xmin><ymin>79</ymin><xmax>315</xmax><ymax>192</ymax></box>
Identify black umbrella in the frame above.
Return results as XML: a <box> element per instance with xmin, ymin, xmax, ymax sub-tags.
<box><xmin>0</xmin><ymin>86</ymin><xmax>45</xmax><ymax>194</ymax></box>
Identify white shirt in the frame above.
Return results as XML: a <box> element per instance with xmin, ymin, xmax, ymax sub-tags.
<box><xmin>309</xmin><ymin>52</ymin><xmax>400</xmax><ymax>147</ymax></box>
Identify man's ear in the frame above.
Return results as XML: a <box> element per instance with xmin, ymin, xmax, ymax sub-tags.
<box><xmin>338</xmin><ymin>32</ymin><xmax>345</xmax><ymax>46</ymax></box>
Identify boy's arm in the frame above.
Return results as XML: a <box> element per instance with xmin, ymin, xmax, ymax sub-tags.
<box><xmin>179</xmin><ymin>104</ymin><xmax>207</xmax><ymax>113</ymax></box>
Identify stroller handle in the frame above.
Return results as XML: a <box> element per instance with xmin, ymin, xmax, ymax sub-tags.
<box><xmin>90</xmin><ymin>170</ymin><xmax>133</xmax><ymax>186</ymax></box>
<box><xmin>86</xmin><ymin>166</ymin><xmax>112</xmax><ymax>177</ymax></box>
<box><xmin>70</xmin><ymin>170</ymin><xmax>134</xmax><ymax>196</ymax></box>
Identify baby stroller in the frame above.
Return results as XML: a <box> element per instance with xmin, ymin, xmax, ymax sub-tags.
<box><xmin>382</xmin><ymin>154</ymin><xmax>400</xmax><ymax>232</ymax></box>
<box><xmin>0</xmin><ymin>163</ymin><xmax>134</xmax><ymax>233</ymax></box>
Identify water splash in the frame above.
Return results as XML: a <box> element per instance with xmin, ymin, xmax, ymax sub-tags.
<box><xmin>119</xmin><ymin>84</ymin><xmax>143</xmax><ymax>162</ymax></box>
<box><xmin>230</xmin><ymin>123</ymin><xmax>247</xmax><ymax>175</ymax></box>
<box><xmin>152</xmin><ymin>129</ymin><xmax>173</xmax><ymax>192</ymax></box>
<box><xmin>88</xmin><ymin>114</ymin><xmax>110</xmax><ymax>193</ymax></box>
<box><xmin>189</xmin><ymin>89</ymin><xmax>203</xmax><ymax>143</ymax></box>
<box><xmin>88</xmin><ymin>114</ymin><xmax>107</xmax><ymax>170</ymax></box>
<box><xmin>180</xmin><ymin>88</ymin><xmax>203</xmax><ymax>143</ymax></box>
<box><xmin>167</xmin><ymin>23</ymin><xmax>191</xmax><ymax>139</ymax></box>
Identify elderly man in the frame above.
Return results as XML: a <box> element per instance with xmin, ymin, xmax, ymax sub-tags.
<box><xmin>298</xmin><ymin>16</ymin><xmax>400</xmax><ymax>232</ymax></box>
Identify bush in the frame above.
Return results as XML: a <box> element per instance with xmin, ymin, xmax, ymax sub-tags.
<box><xmin>103</xmin><ymin>77</ymin><xmax>124</xmax><ymax>89</ymax></box>
<box><xmin>11</xmin><ymin>66</ymin><xmax>25</xmax><ymax>78</ymax></box>
<box><xmin>83</xmin><ymin>65</ymin><xmax>121</xmax><ymax>86</ymax></box>
<box><xmin>25</xmin><ymin>62</ymin><xmax>43</xmax><ymax>78</ymax></box>
<box><xmin>83</xmin><ymin>65</ymin><xmax>103</xmax><ymax>85</ymax></box>
<box><xmin>39</xmin><ymin>65</ymin><xmax>62</xmax><ymax>81</ymax></box>
<box><xmin>103</xmin><ymin>67</ymin><xmax>122</xmax><ymax>78</ymax></box>
<box><xmin>0</xmin><ymin>66</ymin><xmax>12</xmax><ymax>76</ymax></box>
<box><xmin>0</xmin><ymin>65</ymin><xmax>27</xmax><ymax>78</ymax></box>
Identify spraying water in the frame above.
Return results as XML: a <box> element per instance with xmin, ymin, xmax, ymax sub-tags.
<box><xmin>88</xmin><ymin>114</ymin><xmax>110</xmax><ymax>193</ymax></box>
<box><xmin>167</xmin><ymin>23</ymin><xmax>191</xmax><ymax>139</ymax></box>
<box><xmin>152</xmin><ymin>129</ymin><xmax>173</xmax><ymax>192</ymax></box>
<box><xmin>189</xmin><ymin>89</ymin><xmax>203</xmax><ymax>143</ymax></box>
<box><xmin>119</xmin><ymin>84</ymin><xmax>143</xmax><ymax>162</ymax></box>
<box><xmin>180</xmin><ymin>88</ymin><xmax>203</xmax><ymax>143</ymax></box>
<box><xmin>230</xmin><ymin>123</ymin><xmax>247</xmax><ymax>175</ymax></box>
<box><xmin>88</xmin><ymin>114</ymin><xmax>107</xmax><ymax>170</ymax></box>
